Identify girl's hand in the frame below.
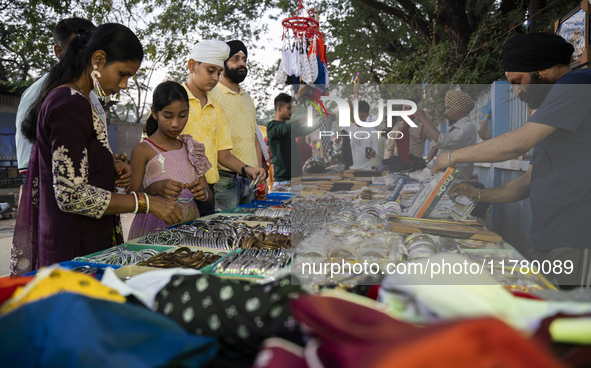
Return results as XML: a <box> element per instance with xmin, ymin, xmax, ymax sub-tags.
<box><xmin>149</xmin><ymin>179</ymin><xmax>184</xmax><ymax>199</ymax></box>
<box><xmin>244</xmin><ymin>166</ymin><xmax>268</xmax><ymax>184</ymax></box>
<box><xmin>114</xmin><ymin>160</ymin><xmax>132</xmax><ymax>189</ymax></box>
<box><xmin>186</xmin><ymin>180</ymin><xmax>207</xmax><ymax>201</ymax></box>
<box><xmin>148</xmin><ymin>195</ymin><xmax>182</xmax><ymax>225</ymax></box>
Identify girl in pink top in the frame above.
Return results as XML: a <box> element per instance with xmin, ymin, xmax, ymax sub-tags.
<box><xmin>128</xmin><ymin>81</ymin><xmax>213</xmax><ymax>239</ymax></box>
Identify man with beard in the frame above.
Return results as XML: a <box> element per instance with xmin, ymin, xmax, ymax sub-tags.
<box><xmin>414</xmin><ymin>90</ymin><xmax>477</xmax><ymax>189</ymax></box>
<box><xmin>181</xmin><ymin>40</ymin><xmax>266</xmax><ymax>216</ymax></box>
<box><xmin>209</xmin><ymin>40</ymin><xmax>267</xmax><ymax>209</ymax></box>
<box><xmin>433</xmin><ymin>32</ymin><xmax>591</xmax><ymax>288</ymax></box>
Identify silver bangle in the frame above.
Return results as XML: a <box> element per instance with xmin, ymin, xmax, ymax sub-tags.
<box><xmin>131</xmin><ymin>191</ymin><xmax>138</xmax><ymax>214</ymax></box>
<box><xmin>203</xmin><ymin>188</ymin><xmax>209</xmax><ymax>202</ymax></box>
<box><xmin>447</xmin><ymin>150</ymin><xmax>454</xmax><ymax>167</ymax></box>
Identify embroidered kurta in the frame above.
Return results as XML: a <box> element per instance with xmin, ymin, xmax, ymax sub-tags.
<box><xmin>12</xmin><ymin>87</ymin><xmax>119</xmax><ymax>274</ymax></box>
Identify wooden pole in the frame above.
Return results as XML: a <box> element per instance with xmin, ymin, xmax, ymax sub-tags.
<box><xmin>530</xmin><ymin>0</ymin><xmax>537</xmax><ymax>32</ymax></box>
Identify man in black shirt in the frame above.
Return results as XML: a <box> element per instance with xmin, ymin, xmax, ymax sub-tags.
<box><xmin>267</xmin><ymin>93</ymin><xmax>320</xmax><ymax>186</ymax></box>
<box><xmin>436</xmin><ymin>33</ymin><xmax>591</xmax><ymax>288</ymax></box>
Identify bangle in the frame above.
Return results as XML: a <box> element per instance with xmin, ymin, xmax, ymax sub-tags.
<box><xmin>145</xmin><ymin>193</ymin><xmax>150</xmax><ymax>214</ymax></box>
<box><xmin>202</xmin><ymin>189</ymin><xmax>209</xmax><ymax>202</ymax></box>
<box><xmin>447</xmin><ymin>150</ymin><xmax>454</xmax><ymax>167</ymax></box>
<box><xmin>241</xmin><ymin>165</ymin><xmax>249</xmax><ymax>177</ymax></box>
<box><xmin>131</xmin><ymin>191</ymin><xmax>139</xmax><ymax>214</ymax></box>
<box><xmin>477</xmin><ymin>188</ymin><xmax>481</xmax><ymax>203</ymax></box>
<box><xmin>137</xmin><ymin>192</ymin><xmax>149</xmax><ymax>214</ymax></box>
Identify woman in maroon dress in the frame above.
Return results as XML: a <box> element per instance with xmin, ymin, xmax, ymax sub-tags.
<box><xmin>11</xmin><ymin>24</ymin><xmax>182</xmax><ymax>275</ymax></box>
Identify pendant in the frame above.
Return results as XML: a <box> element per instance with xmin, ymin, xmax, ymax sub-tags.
<box><xmin>158</xmin><ymin>154</ymin><xmax>166</xmax><ymax>173</ymax></box>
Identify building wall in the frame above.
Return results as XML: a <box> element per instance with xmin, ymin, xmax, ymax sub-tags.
<box><xmin>0</xmin><ymin>94</ymin><xmax>19</xmax><ymax>161</ymax></box>
<box><xmin>474</xmin><ymin>164</ymin><xmax>533</xmax><ymax>257</ymax></box>
<box><xmin>107</xmin><ymin>120</ymin><xmax>144</xmax><ymax>157</ymax></box>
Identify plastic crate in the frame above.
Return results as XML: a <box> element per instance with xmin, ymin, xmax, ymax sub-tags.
<box><xmin>200</xmin><ymin>249</ymin><xmax>263</xmax><ymax>279</ymax></box>
<box><xmin>267</xmin><ymin>193</ymin><xmax>292</xmax><ymax>201</ymax></box>
<box><xmin>238</xmin><ymin>200</ymin><xmax>283</xmax><ymax>209</ymax></box>
<box><xmin>23</xmin><ymin>261</ymin><xmax>121</xmax><ymax>280</ymax></box>
<box><xmin>77</xmin><ymin>244</ymin><xmax>173</xmax><ymax>260</ymax></box>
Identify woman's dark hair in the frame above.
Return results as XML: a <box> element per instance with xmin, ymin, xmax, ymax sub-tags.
<box><xmin>22</xmin><ymin>23</ymin><xmax>144</xmax><ymax>142</ymax></box>
<box><xmin>145</xmin><ymin>81</ymin><xmax>190</xmax><ymax>137</ymax></box>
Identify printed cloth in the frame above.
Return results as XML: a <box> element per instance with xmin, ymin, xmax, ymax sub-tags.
<box><xmin>154</xmin><ymin>274</ymin><xmax>305</xmax><ymax>356</ymax></box>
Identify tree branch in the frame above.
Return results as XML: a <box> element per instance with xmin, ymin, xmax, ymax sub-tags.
<box><xmin>356</xmin><ymin>0</ymin><xmax>437</xmax><ymax>45</ymax></box>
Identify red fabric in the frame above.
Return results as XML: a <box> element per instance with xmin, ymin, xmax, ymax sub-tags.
<box><xmin>253</xmin><ymin>338</ymin><xmax>308</xmax><ymax>368</ymax></box>
<box><xmin>509</xmin><ymin>291</ymin><xmax>545</xmax><ymax>300</ymax></box>
<box><xmin>366</xmin><ymin>285</ymin><xmax>381</xmax><ymax>300</ymax></box>
<box><xmin>290</xmin><ymin>295</ymin><xmax>566</xmax><ymax>368</ymax></box>
<box><xmin>296</xmin><ymin>138</ymin><xmax>313</xmax><ymax>165</ymax></box>
<box><xmin>0</xmin><ymin>275</ymin><xmax>34</xmax><ymax>304</ymax></box>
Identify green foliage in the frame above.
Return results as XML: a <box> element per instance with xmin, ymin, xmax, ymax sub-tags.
<box><xmin>0</xmin><ymin>0</ymin><xmax>584</xmax><ymax>120</ymax></box>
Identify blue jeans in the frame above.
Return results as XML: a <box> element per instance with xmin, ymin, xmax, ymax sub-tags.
<box><xmin>214</xmin><ymin>171</ymin><xmax>254</xmax><ymax>210</ymax></box>
<box><xmin>196</xmin><ymin>186</ymin><xmax>216</xmax><ymax>217</ymax></box>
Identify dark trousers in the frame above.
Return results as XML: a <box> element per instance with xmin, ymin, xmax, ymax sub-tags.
<box><xmin>196</xmin><ymin>186</ymin><xmax>216</xmax><ymax>217</ymax></box>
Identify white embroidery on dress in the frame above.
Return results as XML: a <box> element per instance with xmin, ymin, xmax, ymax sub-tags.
<box><xmin>71</xmin><ymin>89</ymin><xmax>112</xmax><ymax>152</ymax></box>
<box><xmin>52</xmin><ymin>146</ymin><xmax>111</xmax><ymax>219</ymax></box>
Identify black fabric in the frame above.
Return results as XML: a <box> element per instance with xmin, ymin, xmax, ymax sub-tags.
<box><xmin>226</xmin><ymin>40</ymin><xmax>247</xmax><ymax>59</ymax></box>
<box><xmin>503</xmin><ymin>32</ymin><xmax>574</xmax><ymax>72</ymax></box>
<box><xmin>154</xmin><ymin>274</ymin><xmax>305</xmax><ymax>357</ymax></box>
<box><xmin>196</xmin><ymin>186</ymin><xmax>216</xmax><ymax>216</ymax></box>
<box><xmin>383</xmin><ymin>154</ymin><xmax>426</xmax><ymax>172</ymax></box>
<box><xmin>527</xmin><ymin>69</ymin><xmax>591</xmax><ymax>251</ymax></box>
<box><xmin>268</xmin><ymin>119</ymin><xmax>318</xmax><ymax>181</ymax></box>
<box><xmin>341</xmin><ymin>134</ymin><xmax>353</xmax><ymax>170</ymax></box>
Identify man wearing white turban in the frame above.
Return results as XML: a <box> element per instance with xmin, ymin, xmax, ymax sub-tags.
<box><xmin>180</xmin><ymin>40</ymin><xmax>266</xmax><ymax>215</ymax></box>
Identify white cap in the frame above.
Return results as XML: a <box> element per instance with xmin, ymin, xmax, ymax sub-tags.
<box><xmin>188</xmin><ymin>40</ymin><xmax>230</xmax><ymax>68</ymax></box>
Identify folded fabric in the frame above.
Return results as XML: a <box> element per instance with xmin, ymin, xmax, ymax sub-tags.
<box><xmin>287</xmin><ymin>292</ymin><xmax>565</xmax><ymax>368</ymax></box>
<box><xmin>0</xmin><ymin>266</ymin><xmax>124</xmax><ymax>316</ymax></box>
<box><xmin>253</xmin><ymin>338</ymin><xmax>307</xmax><ymax>368</ymax></box>
<box><xmin>154</xmin><ymin>274</ymin><xmax>305</xmax><ymax>356</ymax></box>
<box><xmin>383</xmin><ymin>154</ymin><xmax>426</xmax><ymax>172</ymax></box>
<box><xmin>101</xmin><ymin>267</ymin><xmax>200</xmax><ymax>309</ymax></box>
<box><xmin>0</xmin><ymin>275</ymin><xmax>34</xmax><ymax>305</ymax></box>
<box><xmin>379</xmin><ymin>253</ymin><xmax>591</xmax><ymax>333</ymax></box>
<box><xmin>0</xmin><ymin>292</ymin><xmax>217</xmax><ymax>368</ymax></box>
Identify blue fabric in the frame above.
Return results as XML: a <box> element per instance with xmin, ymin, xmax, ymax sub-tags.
<box><xmin>314</xmin><ymin>44</ymin><xmax>325</xmax><ymax>85</ymax></box>
<box><xmin>478</xmin><ymin>100</ymin><xmax>491</xmax><ymax>125</ymax></box>
<box><xmin>0</xmin><ymin>293</ymin><xmax>217</xmax><ymax>368</ymax></box>
<box><xmin>214</xmin><ymin>171</ymin><xmax>254</xmax><ymax>210</ymax></box>
<box><xmin>527</xmin><ymin>69</ymin><xmax>591</xmax><ymax>251</ymax></box>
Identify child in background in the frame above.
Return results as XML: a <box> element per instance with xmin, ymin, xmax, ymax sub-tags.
<box><xmin>128</xmin><ymin>81</ymin><xmax>213</xmax><ymax>239</ymax></box>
